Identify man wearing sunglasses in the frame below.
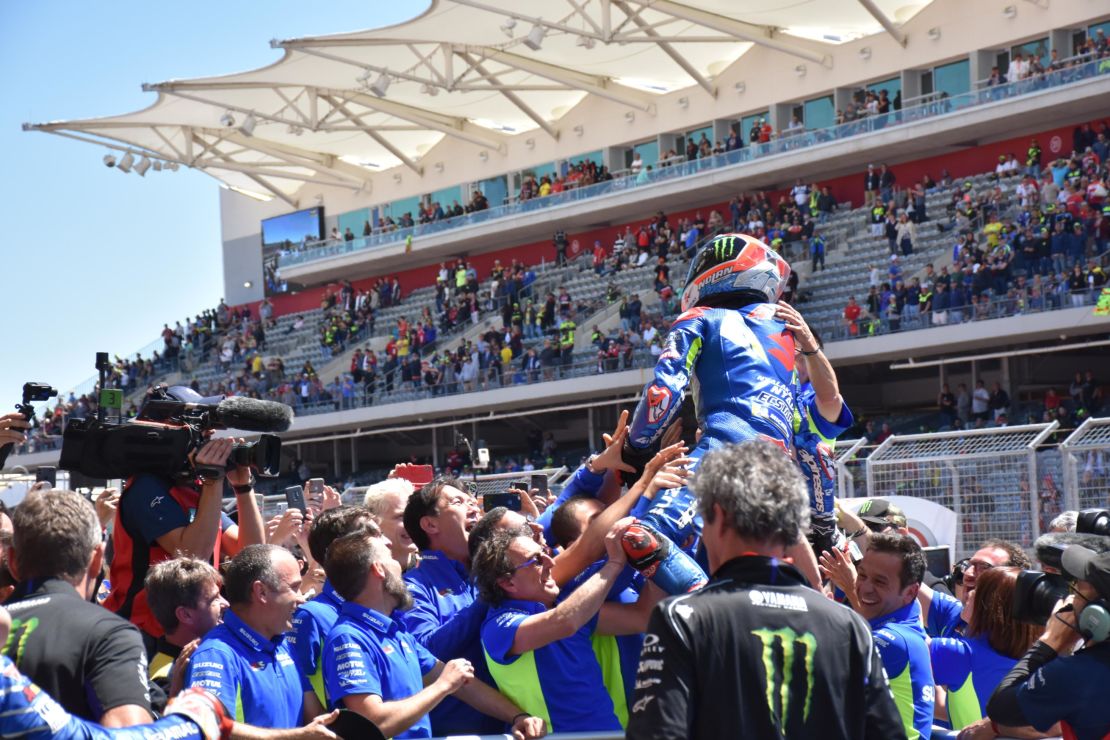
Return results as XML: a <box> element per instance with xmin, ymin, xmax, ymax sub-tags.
<box><xmin>917</xmin><ymin>539</ymin><xmax>1030</xmax><ymax>639</ymax></box>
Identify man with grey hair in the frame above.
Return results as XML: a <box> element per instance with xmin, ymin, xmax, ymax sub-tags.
<box><xmin>362</xmin><ymin>478</ymin><xmax>418</xmax><ymax>570</ymax></box>
<box><xmin>626</xmin><ymin>441</ymin><xmax>905</xmax><ymax>740</ymax></box>
<box><xmin>3</xmin><ymin>489</ymin><xmax>156</xmax><ymax>726</ymax></box>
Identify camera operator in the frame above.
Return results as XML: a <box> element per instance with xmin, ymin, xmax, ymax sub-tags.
<box><xmin>3</xmin><ymin>489</ymin><xmax>155</xmax><ymax>726</ymax></box>
<box><xmin>987</xmin><ymin>545</ymin><xmax>1110</xmax><ymax>739</ymax></box>
<box><xmin>104</xmin><ymin>389</ymin><xmax>266</xmax><ymax>648</ymax></box>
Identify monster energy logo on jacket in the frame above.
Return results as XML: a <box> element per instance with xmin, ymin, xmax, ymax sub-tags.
<box><xmin>751</xmin><ymin>627</ymin><xmax>817</xmax><ymax>732</ymax></box>
<box><xmin>713</xmin><ymin>235</ymin><xmax>740</xmax><ymax>260</ymax></box>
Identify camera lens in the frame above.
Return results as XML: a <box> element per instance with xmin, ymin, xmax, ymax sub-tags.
<box><xmin>1077</xmin><ymin>509</ymin><xmax>1110</xmax><ymax>537</ymax></box>
<box><xmin>1012</xmin><ymin>570</ymin><xmax>1070</xmax><ymax>625</ymax></box>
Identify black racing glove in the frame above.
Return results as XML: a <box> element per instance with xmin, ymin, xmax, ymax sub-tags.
<box><xmin>621</xmin><ymin>520</ymin><xmax>672</xmax><ymax>577</ymax></box>
<box><xmin>807</xmin><ymin>511</ymin><xmax>840</xmax><ymax>557</ymax></box>
<box><xmin>620</xmin><ymin>442</ymin><xmax>655</xmax><ymax>487</ymax></box>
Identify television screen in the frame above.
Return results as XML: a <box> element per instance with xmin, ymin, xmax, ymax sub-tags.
<box><xmin>261</xmin><ymin>207</ymin><xmax>323</xmax><ymax>295</ymax></box>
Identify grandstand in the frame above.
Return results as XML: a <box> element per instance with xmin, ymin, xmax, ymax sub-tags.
<box><xmin>9</xmin><ymin>0</ymin><xmax>1110</xmax><ymax>554</ymax></box>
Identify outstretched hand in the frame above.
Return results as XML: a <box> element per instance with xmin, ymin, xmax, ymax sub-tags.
<box><xmin>593</xmin><ymin>409</ymin><xmax>635</xmax><ymax>473</ymax></box>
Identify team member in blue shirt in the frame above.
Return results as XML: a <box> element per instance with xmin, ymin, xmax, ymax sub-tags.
<box><xmin>400</xmin><ymin>478</ymin><xmax>502</xmax><ymax>735</ymax></box>
<box><xmin>471</xmin><ymin>521</ymin><xmax>657</xmax><ymax>733</ymax></box>
<box><xmin>321</xmin><ymin>530</ymin><xmax>545</xmax><ymax>740</ymax></box>
<box><xmin>289</xmin><ymin>506</ymin><xmax>380</xmax><ymax>708</ymax></box>
<box><xmin>187</xmin><ymin>544</ymin><xmax>326</xmax><ymax>729</ymax></box>
<box><xmin>852</xmin><ymin>534</ymin><xmax>935</xmax><ymax>740</ymax></box>
<box><xmin>929</xmin><ymin>566</ymin><xmax>1039</xmax><ymax>732</ymax></box>
<box><xmin>916</xmin><ymin>539</ymin><xmax>1031</xmax><ymax>638</ymax></box>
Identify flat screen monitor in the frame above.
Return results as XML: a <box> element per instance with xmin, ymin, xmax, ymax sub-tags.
<box><xmin>260</xmin><ymin>207</ymin><xmax>323</xmax><ymax>295</ymax></box>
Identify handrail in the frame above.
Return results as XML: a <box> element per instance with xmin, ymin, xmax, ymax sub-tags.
<box><xmin>276</xmin><ymin>57</ymin><xmax>1110</xmax><ymax>272</ymax></box>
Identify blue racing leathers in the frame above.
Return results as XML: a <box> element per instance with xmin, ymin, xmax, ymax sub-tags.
<box><xmin>794</xmin><ymin>383</ymin><xmax>854</xmax><ymax>553</ymax></box>
<box><xmin>626</xmin><ymin>303</ymin><xmax>799</xmax><ymax>592</ymax></box>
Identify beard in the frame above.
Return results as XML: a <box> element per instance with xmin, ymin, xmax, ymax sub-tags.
<box><xmin>385</xmin><ymin>570</ymin><xmax>414</xmax><ymax>612</ymax></box>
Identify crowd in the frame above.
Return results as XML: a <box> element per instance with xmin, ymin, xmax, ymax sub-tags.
<box><xmin>4</xmin><ymin>231</ymin><xmax>1110</xmax><ymax>740</ymax></box>
<box><xmin>843</xmin><ymin>132</ymin><xmax>1110</xmax><ymax>339</ymax></box>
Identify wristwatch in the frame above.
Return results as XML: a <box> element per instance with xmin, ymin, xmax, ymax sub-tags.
<box><xmin>232</xmin><ymin>475</ymin><xmax>255</xmax><ymax>495</ymax></box>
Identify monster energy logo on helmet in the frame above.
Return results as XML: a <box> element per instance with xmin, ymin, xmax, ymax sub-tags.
<box><xmin>713</xmin><ymin>234</ymin><xmax>740</xmax><ymax>261</ymax></box>
<box><xmin>751</xmin><ymin>627</ymin><xmax>817</xmax><ymax>732</ymax></box>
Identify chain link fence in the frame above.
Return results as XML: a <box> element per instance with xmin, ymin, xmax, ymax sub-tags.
<box><xmin>864</xmin><ymin>423</ymin><xmax>1058</xmax><ymax>558</ymax></box>
<box><xmin>1060</xmin><ymin>418</ymin><xmax>1110</xmax><ymax>512</ymax></box>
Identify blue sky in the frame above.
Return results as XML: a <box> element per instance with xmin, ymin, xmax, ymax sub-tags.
<box><xmin>0</xmin><ymin>1</ymin><xmax>427</xmax><ymax>411</ymax></box>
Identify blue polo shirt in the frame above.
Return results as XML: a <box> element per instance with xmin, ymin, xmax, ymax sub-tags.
<box><xmin>186</xmin><ymin>609</ymin><xmax>308</xmax><ymax>729</ymax></box>
<box><xmin>926</xmin><ymin>590</ymin><xmax>965</xmax><ymax>638</ymax></box>
<box><xmin>401</xmin><ymin>551</ymin><xmax>499</xmax><ymax>735</ymax></box>
<box><xmin>289</xmin><ymin>581</ymin><xmax>344</xmax><ymax>707</ymax></box>
<box><xmin>481</xmin><ymin>599</ymin><xmax>620</xmax><ymax>733</ymax></box>
<box><xmin>535</xmin><ymin>464</ymin><xmax>605</xmax><ymax>546</ymax></box>
<box><xmin>323</xmin><ymin>601</ymin><xmax>438</xmax><ymax>739</ymax></box>
<box><xmin>930</xmin><ymin>634</ymin><xmax>1016</xmax><ymax>729</ymax></box>
<box><xmin>870</xmin><ymin>601</ymin><xmax>934</xmax><ymax>740</ymax></box>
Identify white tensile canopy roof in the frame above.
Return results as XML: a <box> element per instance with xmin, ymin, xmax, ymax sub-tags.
<box><xmin>25</xmin><ymin>0</ymin><xmax>932</xmax><ymax>204</ymax></box>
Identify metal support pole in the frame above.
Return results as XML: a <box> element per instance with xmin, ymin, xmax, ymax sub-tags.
<box><xmin>432</xmin><ymin>428</ymin><xmax>439</xmax><ymax>468</ymax></box>
<box><xmin>333</xmin><ymin>438</ymin><xmax>341</xmax><ymax>480</ymax></box>
<box><xmin>1027</xmin><ymin>450</ymin><xmax>1041</xmax><ymax>544</ymax></box>
<box><xmin>945</xmin><ymin>460</ymin><xmax>963</xmax><ymax>558</ymax></box>
<box><xmin>587</xmin><ymin>407</ymin><xmax>597</xmax><ymax>452</ymax></box>
<box><xmin>350</xmin><ymin>436</ymin><xmax>358</xmax><ymax>477</ymax></box>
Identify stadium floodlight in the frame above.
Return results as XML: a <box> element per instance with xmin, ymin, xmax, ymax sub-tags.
<box><xmin>522</xmin><ymin>24</ymin><xmax>545</xmax><ymax>51</ymax></box>
<box><xmin>220</xmin><ymin>112</ymin><xmax>235</xmax><ymax>127</ymax></box>
<box><xmin>152</xmin><ymin>161</ymin><xmax>163</xmax><ymax>172</ymax></box>
<box><xmin>928</xmin><ymin>27</ymin><xmax>942</xmax><ymax>40</ymax></box>
<box><xmin>117</xmin><ymin>152</ymin><xmax>134</xmax><ymax>173</ymax></box>
<box><xmin>420</xmin><ymin>83</ymin><xmax>439</xmax><ymax>97</ymax></box>
<box><xmin>794</xmin><ymin>64</ymin><xmax>807</xmax><ymax>77</ymax></box>
<box><xmin>858</xmin><ymin>47</ymin><xmax>872</xmax><ymax>60</ymax></box>
<box><xmin>168</xmin><ymin>162</ymin><xmax>180</xmax><ymax>171</ymax></box>
<box><xmin>500</xmin><ymin>18</ymin><xmax>517</xmax><ymax>37</ymax></box>
<box><xmin>576</xmin><ymin>35</ymin><xmax>596</xmax><ymax>49</ymax></box>
<box><xmin>103</xmin><ymin>154</ymin><xmax>117</xmax><ymax>168</ymax></box>
<box><xmin>624</xmin><ymin>111</ymin><xmax>635</xmax><ymax>123</ymax></box>
<box><xmin>239</xmin><ymin>113</ymin><xmax>257</xmax><ymax>136</ymax></box>
<box><xmin>356</xmin><ymin>67</ymin><xmax>373</xmax><ymax>84</ymax></box>
<box><xmin>369</xmin><ymin>73</ymin><xmax>391</xmax><ymax>97</ymax></box>
<box><xmin>134</xmin><ymin>156</ymin><xmax>152</xmax><ymax>176</ymax></box>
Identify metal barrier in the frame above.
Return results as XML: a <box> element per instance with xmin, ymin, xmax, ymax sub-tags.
<box><xmin>834</xmin><ymin>437</ymin><xmax>869</xmax><ymax>501</ymax></box>
<box><xmin>865</xmin><ymin>422</ymin><xmax>1059</xmax><ymax>558</ymax></box>
<box><xmin>1059</xmin><ymin>417</ymin><xmax>1110</xmax><ymax>512</ymax></box>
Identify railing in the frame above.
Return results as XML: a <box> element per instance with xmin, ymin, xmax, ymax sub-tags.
<box><xmin>278</xmin><ymin>57</ymin><xmax>1110</xmax><ymax>270</ymax></box>
<box><xmin>830</xmin><ymin>282</ymin><xmax>1105</xmax><ymax>341</ymax></box>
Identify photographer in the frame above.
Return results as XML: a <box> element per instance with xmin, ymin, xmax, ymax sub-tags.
<box><xmin>104</xmin><ymin>390</ymin><xmax>266</xmax><ymax>647</ymax></box>
<box><xmin>986</xmin><ymin>545</ymin><xmax>1110</xmax><ymax>739</ymax></box>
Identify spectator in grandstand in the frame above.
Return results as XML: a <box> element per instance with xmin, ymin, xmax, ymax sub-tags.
<box><xmin>989</xmin><ymin>381</ymin><xmax>1011</xmax><ymax>421</ymax></box>
<box><xmin>896</xmin><ymin>212</ymin><xmax>916</xmax><ymax>256</ymax></box>
<box><xmin>321</xmin><ymin>530</ymin><xmax>545</xmax><ymax>739</ymax></box>
<box><xmin>624</xmin><ymin>441</ymin><xmax>905</xmax><ymax>740</ymax></box>
<box><xmin>843</xmin><ymin>295</ymin><xmax>862</xmax><ymax>336</ymax></box>
<box><xmin>956</xmin><ymin>383</ymin><xmax>972</xmax><ymax>424</ymax></box>
<box><xmin>929</xmin><ymin>566</ymin><xmax>1041</xmax><ymax>735</ymax></box>
<box><xmin>864</xmin><ymin>163</ymin><xmax>880</xmax><ymax>207</ymax></box>
<box><xmin>987</xmin><ymin>544</ymin><xmax>1110</xmax><ymax>740</ymax></box>
<box><xmin>144</xmin><ymin>557</ymin><xmax>226</xmax><ymax>699</ymax></box>
<box><xmin>186</xmin><ymin>544</ymin><xmax>326</xmax><ymax>729</ymax></box>
<box><xmin>971</xmin><ymin>380</ymin><xmax>991</xmax><ymax>422</ymax></box>
<box><xmin>880</xmin><ymin>164</ymin><xmax>897</xmax><ymax>203</ymax></box>
<box><xmin>4</xmin><ymin>490</ymin><xmax>156</xmax><ymax>726</ymax></box>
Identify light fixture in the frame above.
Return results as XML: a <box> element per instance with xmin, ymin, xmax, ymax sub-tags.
<box><xmin>356</xmin><ymin>67</ymin><xmax>374</xmax><ymax>83</ymax></box>
<box><xmin>573</xmin><ymin>125</ymin><xmax>584</xmax><ymax>136</ymax></box>
<box><xmin>117</xmin><ymin>152</ymin><xmax>134</xmax><ymax>173</ymax></box>
<box><xmin>677</xmin><ymin>96</ymin><xmax>689</xmax><ymax>108</ymax></box>
<box><xmin>393</xmin><ymin>173</ymin><xmax>402</xmax><ymax>184</ymax></box>
<box><xmin>1002</xmin><ymin>5</ymin><xmax>1017</xmax><ymax>18</ymax></box>
<box><xmin>219</xmin><ymin>112</ymin><xmax>235</xmax><ymax>127</ymax></box>
<box><xmin>134</xmin><ymin>156</ymin><xmax>152</xmax><ymax>176</ymax></box>
<box><xmin>287</xmin><ymin>124</ymin><xmax>304</xmax><ymax>136</ymax></box>
<box><xmin>243</xmin><ymin>281</ymin><xmax>253</xmax><ymax>288</ymax></box>
<box><xmin>420</xmin><ymin>83</ymin><xmax>439</xmax><ymax>97</ymax></box>
<box><xmin>152</xmin><ymin>161</ymin><xmax>163</xmax><ymax>172</ymax></box>
<box><xmin>858</xmin><ymin>47</ymin><xmax>872</xmax><ymax>60</ymax></box>
<box><xmin>479</xmin><ymin>150</ymin><xmax>489</xmax><ymax>161</ymax></box>
<box><xmin>624</xmin><ymin>111</ymin><xmax>635</xmax><ymax>123</ymax></box>
<box><xmin>575</xmin><ymin>35</ymin><xmax>596</xmax><ymax>49</ymax></box>
<box><xmin>794</xmin><ymin>64</ymin><xmax>807</xmax><ymax>77</ymax></box>
<box><xmin>524</xmin><ymin>138</ymin><xmax>535</xmax><ymax>149</ymax></box>
<box><xmin>523</xmin><ymin>24</ymin><xmax>546</xmax><ymax>51</ymax></box>
<box><xmin>500</xmin><ymin>17</ymin><xmax>517</xmax><ymax>37</ymax></box>
<box><xmin>103</xmin><ymin>154</ymin><xmax>117</xmax><ymax>168</ymax></box>
<box><xmin>369</xmin><ymin>73</ymin><xmax>391</xmax><ymax>97</ymax></box>
<box><xmin>239</xmin><ymin>112</ymin><xmax>257</xmax><ymax>136</ymax></box>
<box><xmin>434</xmin><ymin>162</ymin><xmax>445</xmax><ymax>173</ymax></box>
<box><xmin>734</xmin><ymin>81</ymin><xmax>746</xmax><ymax>94</ymax></box>
<box><xmin>928</xmin><ymin>27</ymin><xmax>941</xmax><ymax>40</ymax></box>
<box><xmin>166</xmin><ymin>162</ymin><xmax>179</xmax><ymax>171</ymax></box>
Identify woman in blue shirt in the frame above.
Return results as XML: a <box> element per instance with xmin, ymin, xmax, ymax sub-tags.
<box><xmin>929</xmin><ymin>566</ymin><xmax>1040</xmax><ymax>731</ymax></box>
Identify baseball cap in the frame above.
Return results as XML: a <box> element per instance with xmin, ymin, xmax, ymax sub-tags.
<box><xmin>857</xmin><ymin>498</ymin><xmax>908</xmax><ymax>530</ymax></box>
<box><xmin>1062</xmin><ymin>545</ymin><xmax>1110</xmax><ymax>601</ymax></box>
